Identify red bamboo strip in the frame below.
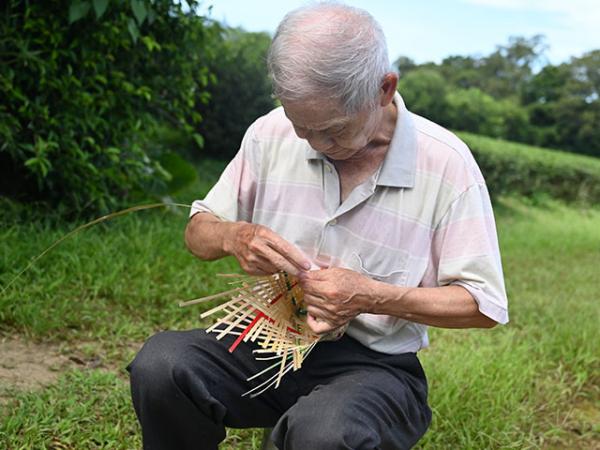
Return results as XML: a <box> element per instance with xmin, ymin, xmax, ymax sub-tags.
<box><xmin>229</xmin><ymin>312</ymin><xmax>265</xmax><ymax>353</ymax></box>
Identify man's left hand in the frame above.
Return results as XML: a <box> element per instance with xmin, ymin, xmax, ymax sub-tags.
<box><xmin>299</xmin><ymin>267</ymin><xmax>374</xmax><ymax>334</ymax></box>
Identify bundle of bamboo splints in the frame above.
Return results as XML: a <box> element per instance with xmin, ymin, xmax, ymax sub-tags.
<box><xmin>180</xmin><ymin>271</ymin><xmax>322</xmax><ymax>397</ymax></box>
<box><xmin>2</xmin><ymin>203</ymin><xmax>329</xmax><ymax>397</ymax></box>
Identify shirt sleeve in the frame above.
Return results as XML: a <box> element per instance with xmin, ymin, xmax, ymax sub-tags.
<box><xmin>430</xmin><ymin>183</ymin><xmax>509</xmax><ymax>324</ymax></box>
<box><xmin>189</xmin><ymin>123</ymin><xmax>259</xmax><ymax>222</ymax></box>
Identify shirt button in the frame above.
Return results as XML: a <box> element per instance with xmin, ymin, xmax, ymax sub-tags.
<box><xmin>325</xmin><ymin>164</ymin><xmax>333</xmax><ymax>173</ymax></box>
<box><xmin>328</xmin><ymin>219</ymin><xmax>337</xmax><ymax>226</ymax></box>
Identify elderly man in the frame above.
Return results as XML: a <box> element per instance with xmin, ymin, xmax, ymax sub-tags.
<box><xmin>129</xmin><ymin>3</ymin><xmax>508</xmax><ymax>449</ymax></box>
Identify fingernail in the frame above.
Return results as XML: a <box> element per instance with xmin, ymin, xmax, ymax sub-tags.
<box><xmin>302</xmin><ymin>261</ymin><xmax>311</xmax><ymax>270</ymax></box>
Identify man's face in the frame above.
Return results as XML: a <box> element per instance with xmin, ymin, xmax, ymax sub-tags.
<box><xmin>282</xmin><ymin>98</ymin><xmax>382</xmax><ymax>161</ymax></box>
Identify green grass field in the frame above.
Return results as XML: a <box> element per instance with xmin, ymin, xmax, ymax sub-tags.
<box><xmin>1</xmin><ymin>163</ymin><xmax>599</xmax><ymax>448</ymax></box>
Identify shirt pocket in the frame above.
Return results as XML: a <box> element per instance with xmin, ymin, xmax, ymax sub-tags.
<box><xmin>348</xmin><ymin>251</ymin><xmax>411</xmax><ymax>336</ymax></box>
<box><xmin>351</xmin><ymin>251</ymin><xmax>410</xmax><ymax>286</ymax></box>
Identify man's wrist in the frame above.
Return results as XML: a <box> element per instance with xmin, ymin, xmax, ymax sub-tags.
<box><xmin>221</xmin><ymin>222</ymin><xmax>242</xmax><ymax>256</ymax></box>
<box><xmin>368</xmin><ymin>279</ymin><xmax>409</xmax><ymax>315</ymax></box>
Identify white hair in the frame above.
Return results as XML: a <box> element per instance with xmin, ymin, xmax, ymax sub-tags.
<box><xmin>268</xmin><ymin>2</ymin><xmax>392</xmax><ymax>114</ymax></box>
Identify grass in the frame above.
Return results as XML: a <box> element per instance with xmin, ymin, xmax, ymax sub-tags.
<box><xmin>0</xmin><ymin>159</ymin><xmax>231</xmax><ymax>347</ymax></box>
<box><xmin>417</xmin><ymin>198</ymin><xmax>600</xmax><ymax>449</ymax></box>
<box><xmin>1</xmin><ymin>164</ymin><xmax>599</xmax><ymax>448</ymax></box>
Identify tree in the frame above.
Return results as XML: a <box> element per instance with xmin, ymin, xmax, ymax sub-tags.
<box><xmin>445</xmin><ymin>88</ymin><xmax>504</xmax><ymax>137</ymax></box>
<box><xmin>398</xmin><ymin>69</ymin><xmax>449</xmax><ymax>125</ymax></box>
<box><xmin>197</xmin><ymin>28</ymin><xmax>275</xmax><ymax>160</ymax></box>
<box><xmin>479</xmin><ymin>35</ymin><xmax>548</xmax><ymax>99</ymax></box>
<box><xmin>393</xmin><ymin>56</ymin><xmax>417</xmax><ymax>78</ymax></box>
<box><xmin>439</xmin><ymin>55</ymin><xmax>483</xmax><ymax>90</ymax></box>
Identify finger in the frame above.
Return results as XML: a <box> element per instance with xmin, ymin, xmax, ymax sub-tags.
<box><xmin>306</xmin><ymin>305</ymin><xmax>339</xmax><ymax>325</ymax></box>
<box><xmin>261</xmin><ymin>230</ymin><xmax>311</xmax><ymax>271</ymax></box>
<box><xmin>240</xmin><ymin>254</ymin><xmax>279</xmax><ymax>276</ymax></box>
<box><xmin>240</xmin><ymin>264</ymin><xmax>271</xmax><ymax>276</ymax></box>
<box><xmin>259</xmin><ymin>244</ymin><xmax>306</xmax><ymax>276</ymax></box>
<box><xmin>302</xmin><ymin>293</ymin><xmax>332</xmax><ymax>311</ymax></box>
<box><xmin>307</xmin><ymin>314</ymin><xmax>336</xmax><ymax>334</ymax></box>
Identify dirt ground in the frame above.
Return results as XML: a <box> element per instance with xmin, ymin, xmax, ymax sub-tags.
<box><xmin>0</xmin><ymin>335</ymin><xmax>137</xmax><ymax>406</ymax></box>
<box><xmin>0</xmin><ymin>336</ymin><xmax>72</xmax><ymax>404</ymax></box>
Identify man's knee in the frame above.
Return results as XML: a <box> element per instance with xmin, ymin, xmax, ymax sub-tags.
<box><xmin>128</xmin><ymin>330</ymin><xmax>206</xmax><ymax>400</ymax></box>
<box><xmin>273</xmin><ymin>398</ymin><xmax>377</xmax><ymax>450</ymax></box>
<box><xmin>129</xmin><ymin>331</ymin><xmax>174</xmax><ymax>392</ymax></box>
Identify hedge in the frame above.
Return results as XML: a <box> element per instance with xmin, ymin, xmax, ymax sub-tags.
<box><xmin>459</xmin><ymin>132</ymin><xmax>600</xmax><ymax>204</ymax></box>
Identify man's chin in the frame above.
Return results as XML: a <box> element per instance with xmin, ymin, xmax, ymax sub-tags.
<box><xmin>319</xmin><ymin>147</ymin><xmax>357</xmax><ymax>161</ymax></box>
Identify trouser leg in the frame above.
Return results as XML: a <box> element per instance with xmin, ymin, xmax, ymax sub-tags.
<box><xmin>128</xmin><ymin>329</ymin><xmax>299</xmax><ymax>450</ymax></box>
<box><xmin>271</xmin><ymin>336</ymin><xmax>432</xmax><ymax>450</ymax></box>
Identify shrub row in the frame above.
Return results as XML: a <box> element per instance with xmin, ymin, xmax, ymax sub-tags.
<box><xmin>459</xmin><ymin>132</ymin><xmax>600</xmax><ymax>204</ymax></box>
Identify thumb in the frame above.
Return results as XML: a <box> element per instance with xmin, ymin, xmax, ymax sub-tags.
<box><xmin>307</xmin><ymin>314</ymin><xmax>334</xmax><ymax>335</ymax></box>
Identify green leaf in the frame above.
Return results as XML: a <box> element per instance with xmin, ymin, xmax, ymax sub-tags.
<box><xmin>130</xmin><ymin>0</ymin><xmax>147</xmax><ymax>26</ymax></box>
<box><xmin>24</xmin><ymin>157</ymin><xmax>51</xmax><ymax>177</ymax></box>
<box><xmin>24</xmin><ymin>157</ymin><xmax>39</xmax><ymax>167</ymax></box>
<box><xmin>141</xmin><ymin>36</ymin><xmax>161</xmax><ymax>52</ymax></box>
<box><xmin>192</xmin><ymin>133</ymin><xmax>204</xmax><ymax>149</ymax></box>
<box><xmin>93</xmin><ymin>0</ymin><xmax>109</xmax><ymax>18</ymax></box>
<box><xmin>69</xmin><ymin>1</ymin><xmax>91</xmax><ymax>24</ymax></box>
<box><xmin>127</xmin><ymin>18</ymin><xmax>140</xmax><ymax>43</ymax></box>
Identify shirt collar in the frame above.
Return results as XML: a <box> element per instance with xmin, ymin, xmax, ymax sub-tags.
<box><xmin>377</xmin><ymin>93</ymin><xmax>417</xmax><ymax>188</ymax></box>
<box><xmin>304</xmin><ymin>92</ymin><xmax>417</xmax><ymax>188</ymax></box>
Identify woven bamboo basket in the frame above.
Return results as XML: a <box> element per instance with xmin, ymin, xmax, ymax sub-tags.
<box><xmin>180</xmin><ymin>272</ymin><xmax>343</xmax><ymax>397</ymax></box>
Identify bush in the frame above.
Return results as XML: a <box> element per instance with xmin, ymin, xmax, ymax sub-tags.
<box><xmin>398</xmin><ymin>69</ymin><xmax>449</xmax><ymax>125</ymax></box>
<box><xmin>446</xmin><ymin>88</ymin><xmax>505</xmax><ymax>137</ymax></box>
<box><xmin>0</xmin><ymin>0</ymin><xmax>217</xmax><ymax>214</ymax></box>
<box><xmin>197</xmin><ymin>28</ymin><xmax>275</xmax><ymax>160</ymax></box>
<box><xmin>459</xmin><ymin>132</ymin><xmax>600</xmax><ymax>204</ymax></box>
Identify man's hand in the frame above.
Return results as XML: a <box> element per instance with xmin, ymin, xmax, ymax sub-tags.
<box><xmin>224</xmin><ymin>222</ymin><xmax>311</xmax><ymax>276</ymax></box>
<box><xmin>299</xmin><ymin>267</ymin><xmax>375</xmax><ymax>334</ymax></box>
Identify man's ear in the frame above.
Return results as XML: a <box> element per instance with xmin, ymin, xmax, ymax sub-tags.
<box><xmin>380</xmin><ymin>73</ymin><xmax>399</xmax><ymax>107</ymax></box>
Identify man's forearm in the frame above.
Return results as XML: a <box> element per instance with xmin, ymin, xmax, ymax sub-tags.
<box><xmin>184</xmin><ymin>212</ymin><xmax>311</xmax><ymax>275</ymax></box>
<box><xmin>184</xmin><ymin>213</ymin><xmax>240</xmax><ymax>260</ymax></box>
<box><xmin>300</xmin><ymin>268</ymin><xmax>498</xmax><ymax>331</ymax></box>
<box><xmin>370</xmin><ymin>282</ymin><xmax>496</xmax><ymax>329</ymax></box>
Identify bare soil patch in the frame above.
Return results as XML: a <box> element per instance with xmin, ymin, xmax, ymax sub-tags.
<box><xmin>0</xmin><ymin>335</ymin><xmax>138</xmax><ymax>406</ymax></box>
<box><xmin>0</xmin><ymin>336</ymin><xmax>72</xmax><ymax>404</ymax></box>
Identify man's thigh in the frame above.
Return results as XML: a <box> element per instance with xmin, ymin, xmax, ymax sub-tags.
<box><xmin>129</xmin><ymin>328</ymin><xmax>300</xmax><ymax>429</ymax></box>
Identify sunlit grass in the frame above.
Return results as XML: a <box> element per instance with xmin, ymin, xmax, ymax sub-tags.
<box><xmin>417</xmin><ymin>198</ymin><xmax>600</xmax><ymax>449</ymax></box>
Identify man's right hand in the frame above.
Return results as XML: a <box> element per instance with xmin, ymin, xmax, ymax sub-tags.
<box><xmin>223</xmin><ymin>222</ymin><xmax>311</xmax><ymax>276</ymax></box>
<box><xmin>185</xmin><ymin>213</ymin><xmax>311</xmax><ymax>277</ymax></box>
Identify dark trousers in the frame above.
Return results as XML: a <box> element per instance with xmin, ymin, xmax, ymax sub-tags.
<box><xmin>128</xmin><ymin>329</ymin><xmax>431</xmax><ymax>450</ymax></box>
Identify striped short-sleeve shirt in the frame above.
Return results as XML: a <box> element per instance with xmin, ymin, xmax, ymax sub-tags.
<box><xmin>191</xmin><ymin>93</ymin><xmax>508</xmax><ymax>354</ymax></box>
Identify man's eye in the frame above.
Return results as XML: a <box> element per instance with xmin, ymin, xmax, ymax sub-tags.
<box><xmin>328</xmin><ymin>127</ymin><xmax>344</xmax><ymax>136</ymax></box>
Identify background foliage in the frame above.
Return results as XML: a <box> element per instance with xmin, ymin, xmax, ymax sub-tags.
<box><xmin>0</xmin><ymin>0</ymin><xmax>217</xmax><ymax>214</ymax></box>
<box><xmin>197</xmin><ymin>27</ymin><xmax>275</xmax><ymax>160</ymax></box>
<box><xmin>1</xmin><ymin>2</ymin><xmax>600</xmax><ymax>449</ymax></box>
<box><xmin>397</xmin><ymin>36</ymin><xmax>600</xmax><ymax>158</ymax></box>
<box><xmin>458</xmin><ymin>132</ymin><xmax>600</xmax><ymax>204</ymax></box>
<box><xmin>2</xmin><ymin>3</ymin><xmax>600</xmax><ymax>216</ymax></box>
